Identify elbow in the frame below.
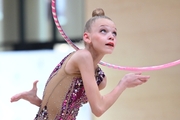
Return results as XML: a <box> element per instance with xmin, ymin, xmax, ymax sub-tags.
<box><xmin>92</xmin><ymin>107</ymin><xmax>104</xmax><ymax>117</ymax></box>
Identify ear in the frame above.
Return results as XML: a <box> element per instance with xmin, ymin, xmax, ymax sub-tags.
<box><xmin>83</xmin><ymin>32</ymin><xmax>91</xmax><ymax>44</ymax></box>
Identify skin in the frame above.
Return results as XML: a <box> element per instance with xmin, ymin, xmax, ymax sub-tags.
<box><xmin>11</xmin><ymin>18</ymin><xmax>150</xmax><ymax>117</ymax></box>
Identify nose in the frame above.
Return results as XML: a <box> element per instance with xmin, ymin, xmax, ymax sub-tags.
<box><xmin>108</xmin><ymin>33</ymin><xmax>115</xmax><ymax>41</ymax></box>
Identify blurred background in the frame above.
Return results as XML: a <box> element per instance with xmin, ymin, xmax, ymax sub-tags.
<box><xmin>0</xmin><ymin>0</ymin><xmax>84</xmax><ymax>51</ymax></box>
<box><xmin>0</xmin><ymin>0</ymin><xmax>180</xmax><ymax>120</ymax></box>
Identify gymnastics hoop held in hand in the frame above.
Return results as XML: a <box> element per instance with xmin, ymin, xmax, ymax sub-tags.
<box><xmin>51</xmin><ymin>0</ymin><xmax>180</xmax><ymax>72</ymax></box>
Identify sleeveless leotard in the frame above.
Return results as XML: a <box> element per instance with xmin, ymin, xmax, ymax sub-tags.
<box><xmin>34</xmin><ymin>52</ymin><xmax>105</xmax><ymax>120</ymax></box>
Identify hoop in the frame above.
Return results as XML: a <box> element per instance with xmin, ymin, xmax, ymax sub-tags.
<box><xmin>51</xmin><ymin>0</ymin><xmax>180</xmax><ymax>71</ymax></box>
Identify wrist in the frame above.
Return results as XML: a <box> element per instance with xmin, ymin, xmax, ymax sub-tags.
<box><xmin>118</xmin><ymin>80</ymin><xmax>127</xmax><ymax>90</ymax></box>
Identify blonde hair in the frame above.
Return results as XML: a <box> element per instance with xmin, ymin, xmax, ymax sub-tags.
<box><xmin>84</xmin><ymin>8</ymin><xmax>112</xmax><ymax>32</ymax></box>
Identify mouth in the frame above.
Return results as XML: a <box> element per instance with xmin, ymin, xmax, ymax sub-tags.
<box><xmin>105</xmin><ymin>42</ymin><xmax>114</xmax><ymax>47</ymax></box>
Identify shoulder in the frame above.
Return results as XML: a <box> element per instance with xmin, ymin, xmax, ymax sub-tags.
<box><xmin>64</xmin><ymin>50</ymin><xmax>93</xmax><ymax>74</ymax></box>
<box><xmin>75</xmin><ymin>49</ymin><xmax>92</xmax><ymax>57</ymax></box>
<box><xmin>72</xmin><ymin>49</ymin><xmax>93</xmax><ymax>64</ymax></box>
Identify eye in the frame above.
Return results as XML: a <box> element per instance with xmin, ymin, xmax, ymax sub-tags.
<box><xmin>100</xmin><ymin>29</ymin><xmax>107</xmax><ymax>34</ymax></box>
<box><xmin>112</xmin><ymin>31</ymin><xmax>117</xmax><ymax>37</ymax></box>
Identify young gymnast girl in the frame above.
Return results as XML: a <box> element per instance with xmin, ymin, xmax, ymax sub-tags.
<box><xmin>11</xmin><ymin>8</ymin><xmax>150</xmax><ymax>120</ymax></box>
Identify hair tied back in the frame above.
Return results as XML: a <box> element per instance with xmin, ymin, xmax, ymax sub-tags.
<box><xmin>92</xmin><ymin>8</ymin><xmax>105</xmax><ymax>17</ymax></box>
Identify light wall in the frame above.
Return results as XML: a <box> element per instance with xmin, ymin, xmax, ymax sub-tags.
<box><xmin>85</xmin><ymin>0</ymin><xmax>180</xmax><ymax>120</ymax></box>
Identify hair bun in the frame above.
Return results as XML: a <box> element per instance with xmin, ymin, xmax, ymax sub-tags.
<box><xmin>92</xmin><ymin>8</ymin><xmax>105</xmax><ymax>17</ymax></box>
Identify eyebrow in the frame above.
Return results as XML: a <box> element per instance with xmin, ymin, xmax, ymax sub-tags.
<box><xmin>99</xmin><ymin>25</ymin><xmax>117</xmax><ymax>31</ymax></box>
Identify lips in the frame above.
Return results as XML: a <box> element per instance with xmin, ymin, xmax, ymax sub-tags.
<box><xmin>105</xmin><ymin>42</ymin><xmax>114</xmax><ymax>47</ymax></box>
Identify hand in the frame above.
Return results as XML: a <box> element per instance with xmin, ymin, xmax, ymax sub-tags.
<box><xmin>11</xmin><ymin>80</ymin><xmax>39</xmax><ymax>104</ymax></box>
<box><xmin>120</xmin><ymin>72</ymin><xmax>150</xmax><ymax>88</ymax></box>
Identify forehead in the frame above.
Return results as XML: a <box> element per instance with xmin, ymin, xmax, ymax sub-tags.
<box><xmin>92</xmin><ymin>18</ymin><xmax>116</xmax><ymax>30</ymax></box>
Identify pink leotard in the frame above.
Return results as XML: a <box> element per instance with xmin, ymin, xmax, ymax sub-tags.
<box><xmin>34</xmin><ymin>52</ymin><xmax>105</xmax><ymax>120</ymax></box>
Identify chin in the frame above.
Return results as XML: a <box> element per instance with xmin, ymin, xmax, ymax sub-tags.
<box><xmin>104</xmin><ymin>50</ymin><xmax>114</xmax><ymax>54</ymax></box>
<box><xmin>103</xmin><ymin>46</ymin><xmax>115</xmax><ymax>54</ymax></box>
<box><xmin>106</xmin><ymin>52</ymin><xmax>113</xmax><ymax>54</ymax></box>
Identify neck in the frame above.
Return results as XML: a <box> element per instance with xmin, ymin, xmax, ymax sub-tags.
<box><xmin>85</xmin><ymin>46</ymin><xmax>105</xmax><ymax>68</ymax></box>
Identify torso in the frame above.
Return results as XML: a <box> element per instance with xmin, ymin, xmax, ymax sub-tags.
<box><xmin>34</xmin><ymin>52</ymin><xmax>105</xmax><ymax>120</ymax></box>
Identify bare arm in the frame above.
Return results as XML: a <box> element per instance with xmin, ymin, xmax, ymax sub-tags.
<box><xmin>11</xmin><ymin>80</ymin><xmax>42</xmax><ymax>107</ymax></box>
<box><xmin>73</xmin><ymin>50</ymin><xmax>150</xmax><ymax>117</ymax></box>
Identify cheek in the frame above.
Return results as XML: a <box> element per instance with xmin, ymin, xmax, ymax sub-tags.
<box><xmin>93</xmin><ymin>37</ymin><xmax>104</xmax><ymax>48</ymax></box>
<box><xmin>91</xmin><ymin>40</ymin><xmax>99</xmax><ymax>48</ymax></box>
<box><xmin>90</xmin><ymin>34</ymin><xmax>106</xmax><ymax>47</ymax></box>
<box><xmin>94</xmin><ymin>34</ymin><xmax>105</xmax><ymax>42</ymax></box>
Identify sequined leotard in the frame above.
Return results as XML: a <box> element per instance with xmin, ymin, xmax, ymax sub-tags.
<box><xmin>34</xmin><ymin>52</ymin><xmax>105</xmax><ymax>120</ymax></box>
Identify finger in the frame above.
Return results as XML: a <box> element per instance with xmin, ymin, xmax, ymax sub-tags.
<box><xmin>137</xmin><ymin>75</ymin><xmax>150</xmax><ymax>79</ymax></box>
<box><xmin>134</xmin><ymin>72</ymin><xmax>142</xmax><ymax>75</ymax></box>
<box><xmin>139</xmin><ymin>78</ymin><xmax>148</xmax><ymax>83</ymax></box>
<box><xmin>135</xmin><ymin>79</ymin><xmax>144</xmax><ymax>86</ymax></box>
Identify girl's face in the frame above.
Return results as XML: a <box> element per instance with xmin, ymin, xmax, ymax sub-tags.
<box><xmin>87</xmin><ymin>18</ymin><xmax>117</xmax><ymax>54</ymax></box>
